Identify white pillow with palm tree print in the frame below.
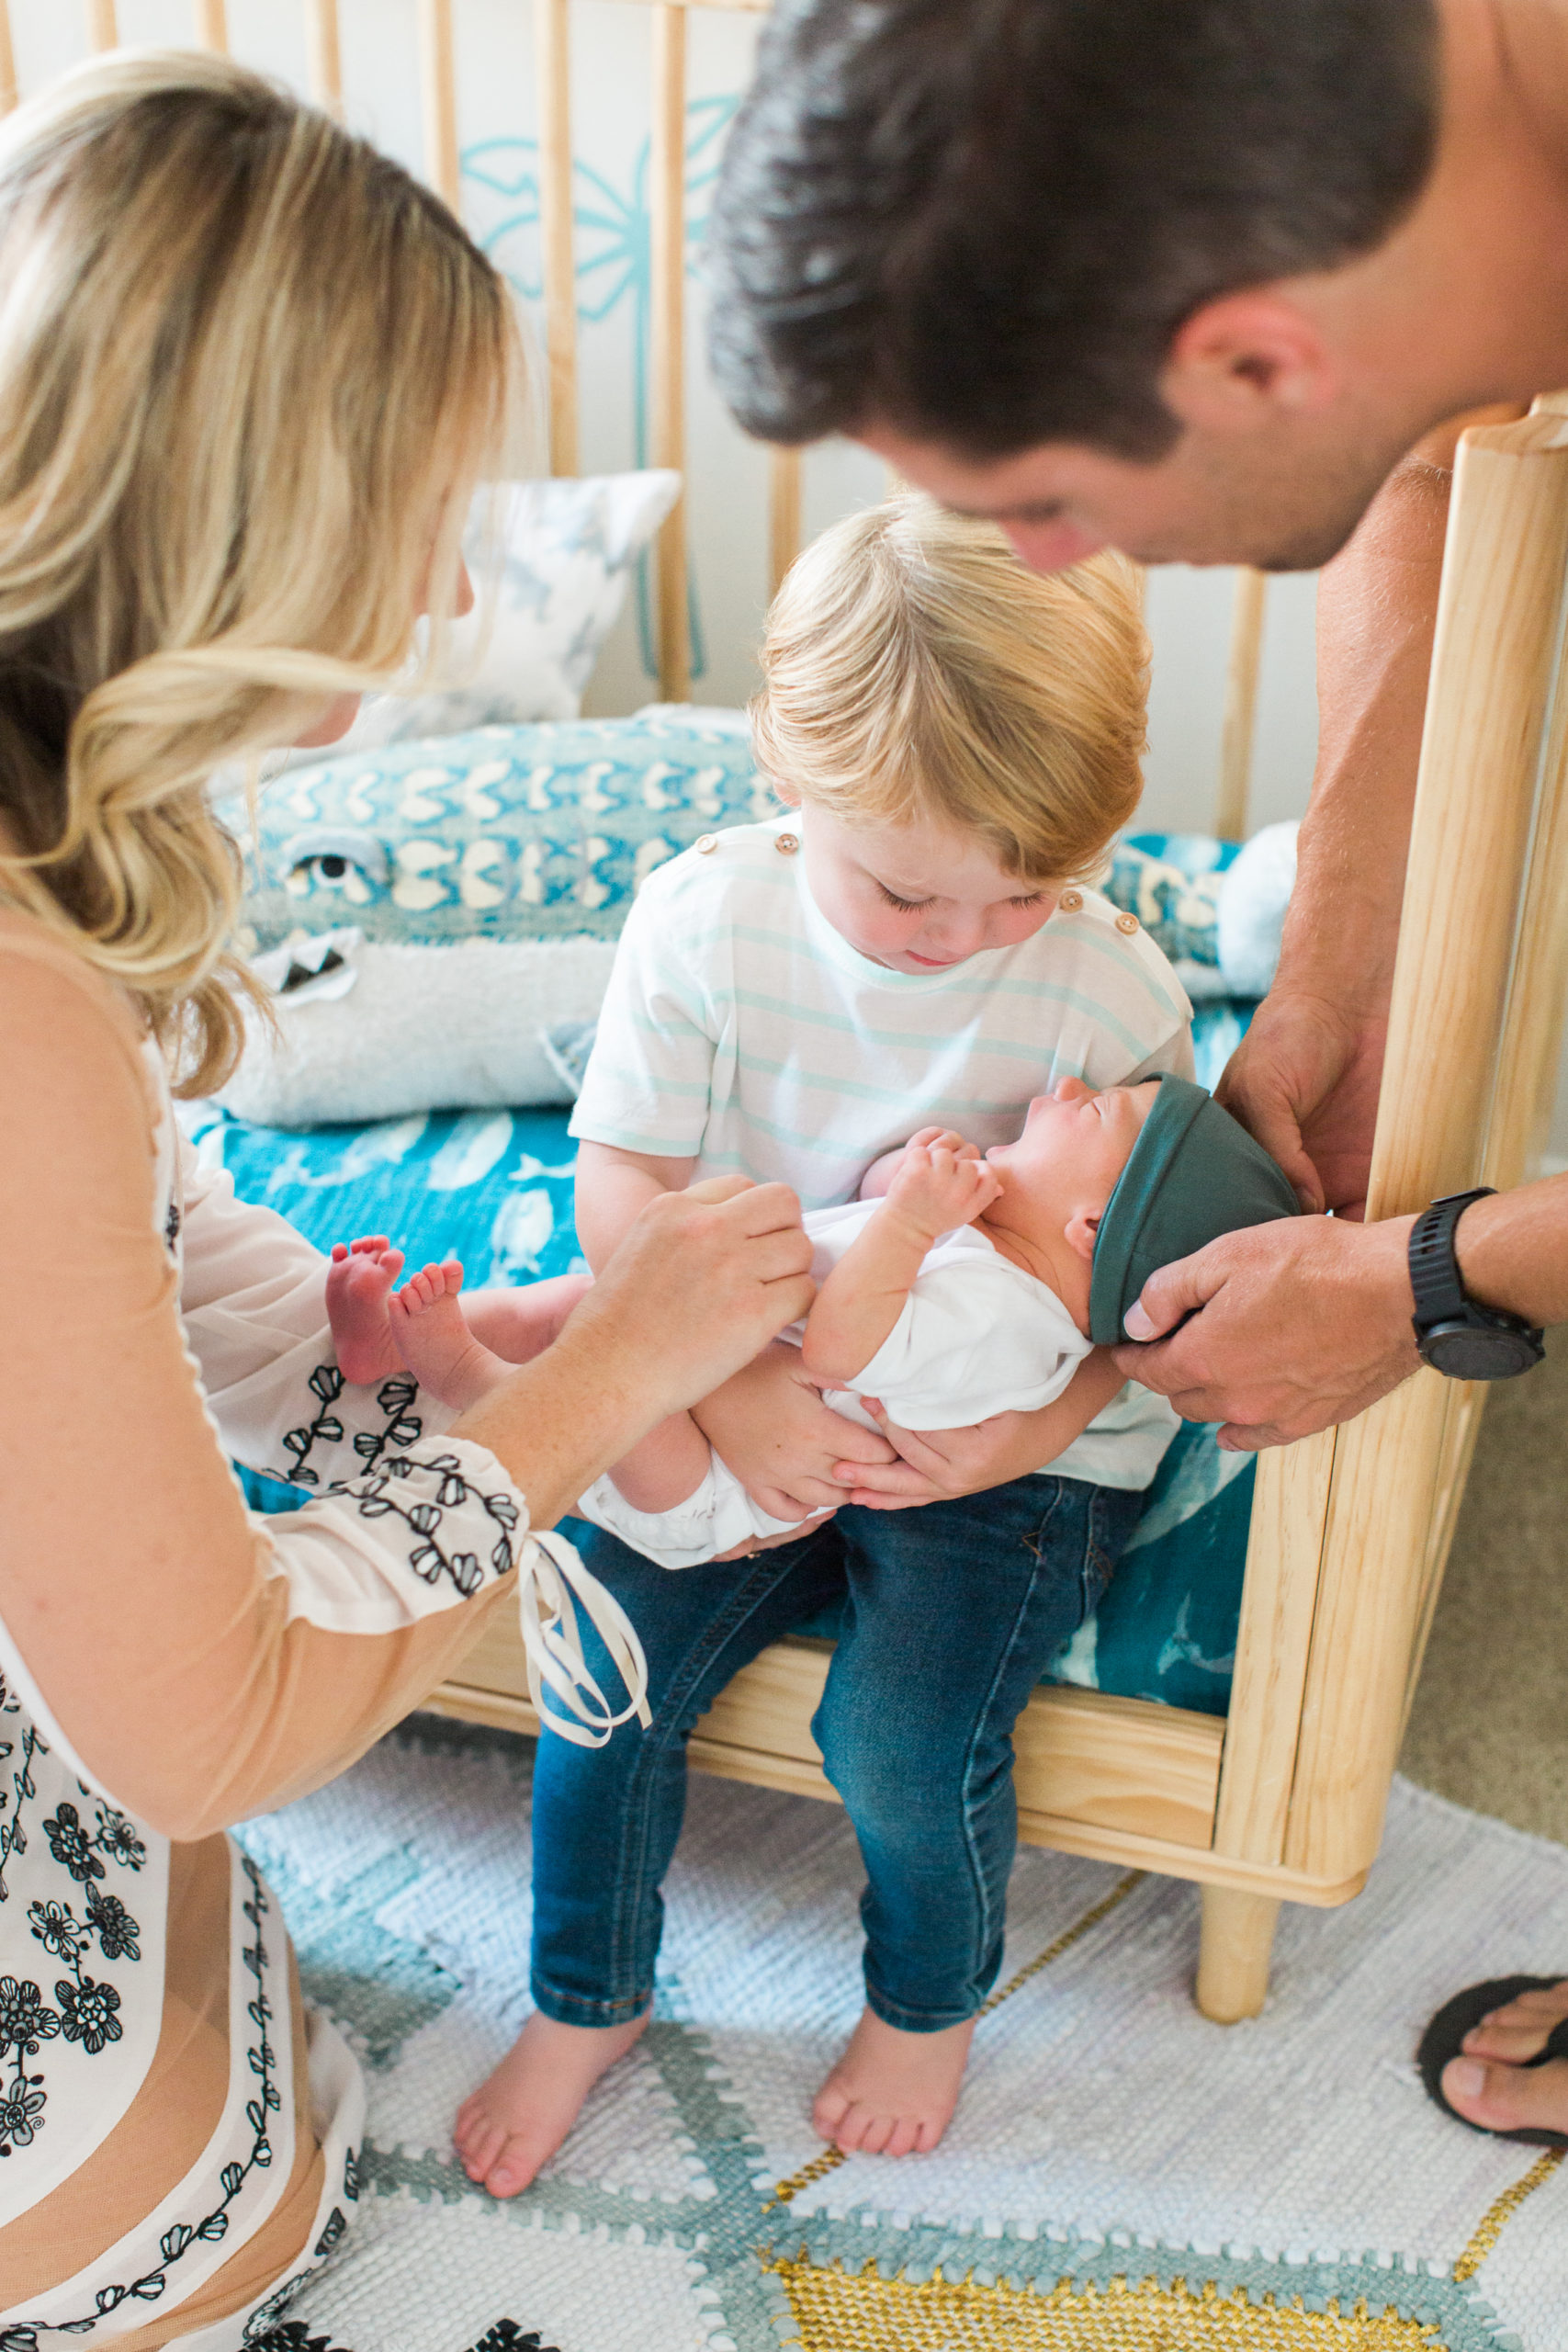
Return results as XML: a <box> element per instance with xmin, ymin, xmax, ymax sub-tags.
<box><xmin>345</xmin><ymin>470</ymin><xmax>681</xmax><ymax>745</ymax></box>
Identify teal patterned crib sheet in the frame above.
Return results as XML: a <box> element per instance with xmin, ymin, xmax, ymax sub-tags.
<box><xmin>191</xmin><ymin>999</ymin><xmax>1255</xmax><ymax>1723</ymax></box>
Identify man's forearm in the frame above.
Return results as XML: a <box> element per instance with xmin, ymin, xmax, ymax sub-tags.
<box><xmin>1281</xmin><ymin>448</ymin><xmax>1452</xmax><ymax>1010</ymax></box>
<box><xmin>1456</xmin><ymin>1175</ymin><xmax>1568</xmax><ymax>1329</ymax></box>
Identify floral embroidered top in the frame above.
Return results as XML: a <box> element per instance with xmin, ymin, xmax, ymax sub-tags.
<box><xmin>0</xmin><ymin>912</ymin><xmax>612</xmax><ymax>2349</ymax></box>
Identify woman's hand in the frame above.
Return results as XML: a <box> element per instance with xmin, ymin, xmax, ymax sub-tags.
<box><xmin>693</xmin><ymin>1341</ymin><xmax>898</xmax><ymax>1520</ymax></box>
<box><xmin>571</xmin><ymin>1178</ymin><xmax>817</xmax><ymax>1420</ymax></box>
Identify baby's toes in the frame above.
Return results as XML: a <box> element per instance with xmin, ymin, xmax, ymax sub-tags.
<box><xmin>437</xmin><ymin>1258</ymin><xmax>466</xmax><ymax>1297</ymax></box>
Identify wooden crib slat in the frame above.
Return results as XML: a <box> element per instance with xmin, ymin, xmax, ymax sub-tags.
<box><xmin>87</xmin><ymin>0</ymin><xmax>118</xmax><ymax>51</ymax></box>
<box><xmin>768</xmin><ymin>446</ymin><xmax>801</xmax><ymax>597</ymax></box>
<box><xmin>536</xmin><ymin>0</ymin><xmax>579</xmax><ymax>476</ymax></box>
<box><xmin>1211</xmin><ymin>1426</ymin><xmax>1337</xmax><ymax>1874</ymax></box>
<box><xmin>304</xmin><ymin>0</ymin><xmax>344</xmax><ymax>119</ymax></box>
<box><xmin>194</xmin><ymin>0</ymin><xmax>229</xmax><ymax>51</ymax></box>
<box><xmin>418</xmin><ymin>0</ymin><xmax>461</xmax><ymax>211</ymax></box>
<box><xmin>1215</xmin><ymin>566</ymin><xmax>1266</xmax><ymax>842</ymax></box>
<box><xmin>1283</xmin><ymin>409</ymin><xmax>1568</xmax><ymax>1887</ymax></box>
<box><xmin>0</xmin><ymin>4</ymin><xmax>15</xmax><ymax>113</ymax></box>
<box><xmin>649</xmin><ymin>0</ymin><xmax>690</xmax><ymax>701</ymax></box>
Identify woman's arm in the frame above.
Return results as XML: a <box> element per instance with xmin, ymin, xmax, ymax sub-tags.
<box><xmin>0</xmin><ymin>952</ymin><xmax>812</xmax><ymax>1838</ymax></box>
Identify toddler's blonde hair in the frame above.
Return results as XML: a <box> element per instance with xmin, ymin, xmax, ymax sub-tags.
<box><xmin>0</xmin><ymin>51</ymin><xmax>518</xmax><ymax>1091</ymax></box>
<box><xmin>752</xmin><ymin>494</ymin><xmax>1147</xmax><ymax>884</ymax></box>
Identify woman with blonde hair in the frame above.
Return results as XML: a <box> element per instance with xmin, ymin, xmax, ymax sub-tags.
<box><xmin>0</xmin><ymin>51</ymin><xmax>813</xmax><ymax>2344</ymax></box>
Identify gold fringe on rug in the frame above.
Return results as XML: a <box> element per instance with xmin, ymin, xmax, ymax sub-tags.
<box><xmin>761</xmin><ymin>2258</ymin><xmax>1446</xmax><ymax>2350</ymax></box>
<box><xmin>1452</xmin><ymin>2143</ymin><xmax>1564</xmax><ymax>2281</ymax></box>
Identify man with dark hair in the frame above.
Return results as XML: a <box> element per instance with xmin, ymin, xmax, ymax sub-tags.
<box><xmin>710</xmin><ymin>0</ymin><xmax>1568</xmax><ymax>2146</ymax></box>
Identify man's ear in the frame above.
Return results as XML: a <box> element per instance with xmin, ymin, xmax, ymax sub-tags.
<box><xmin>1161</xmin><ymin>291</ymin><xmax>1338</xmax><ymax>430</ymax></box>
<box><xmin>1063</xmin><ymin>1207</ymin><xmax>1100</xmax><ymax>1263</ymax></box>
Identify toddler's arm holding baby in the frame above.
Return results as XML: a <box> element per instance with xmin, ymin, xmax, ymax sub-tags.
<box><xmin>573</xmin><ymin>1140</ymin><xmax>716</xmax><ymax>1511</ymax></box>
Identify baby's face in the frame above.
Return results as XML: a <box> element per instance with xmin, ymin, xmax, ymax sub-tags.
<box><xmin>985</xmin><ymin>1078</ymin><xmax>1157</xmax><ymax>1247</ymax></box>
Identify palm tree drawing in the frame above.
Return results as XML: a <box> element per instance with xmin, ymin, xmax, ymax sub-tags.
<box><xmin>462</xmin><ymin>96</ymin><xmax>739</xmax><ymax>684</ymax></box>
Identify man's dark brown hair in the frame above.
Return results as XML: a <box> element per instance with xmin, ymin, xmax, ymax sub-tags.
<box><xmin>707</xmin><ymin>0</ymin><xmax>1438</xmax><ymax>461</ymax></box>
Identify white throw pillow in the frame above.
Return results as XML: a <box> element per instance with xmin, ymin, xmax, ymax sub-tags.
<box><xmin>219</xmin><ymin>929</ymin><xmax>618</xmax><ymax>1127</ymax></box>
<box><xmin>1216</xmin><ymin>820</ymin><xmax>1300</xmax><ymax>999</ymax></box>
<box><xmin>339</xmin><ymin>470</ymin><xmax>681</xmax><ymax>749</ymax></box>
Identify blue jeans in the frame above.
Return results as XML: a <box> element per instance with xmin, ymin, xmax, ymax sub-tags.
<box><xmin>530</xmin><ymin>1476</ymin><xmax>1145</xmax><ymax>2033</ymax></box>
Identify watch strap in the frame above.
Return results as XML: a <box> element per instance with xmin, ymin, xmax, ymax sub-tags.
<box><xmin>1408</xmin><ymin>1188</ymin><xmax>1495</xmax><ymax>1333</ymax></box>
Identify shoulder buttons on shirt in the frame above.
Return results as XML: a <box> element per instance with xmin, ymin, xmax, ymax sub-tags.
<box><xmin>1115</xmin><ymin>911</ymin><xmax>1140</xmax><ymax>935</ymax></box>
<box><xmin>695</xmin><ymin>833</ymin><xmax>717</xmax><ymax>854</ymax></box>
<box><xmin>1058</xmin><ymin>888</ymin><xmax>1084</xmax><ymax>912</ymax></box>
<box><xmin>774</xmin><ymin>831</ymin><xmax>799</xmax><ymax>854</ymax></box>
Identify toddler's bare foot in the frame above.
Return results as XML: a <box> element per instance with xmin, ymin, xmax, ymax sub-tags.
<box><xmin>326</xmin><ymin>1235</ymin><xmax>407</xmax><ymax>1384</ymax></box>
<box><xmin>464</xmin><ymin>1270</ymin><xmax>593</xmax><ymax>1363</ymax></box>
<box><xmin>390</xmin><ymin>1260</ymin><xmax>512</xmax><ymax>1412</ymax></box>
<box><xmin>454</xmin><ymin>2007</ymin><xmax>650</xmax><ymax>2198</ymax></box>
<box><xmin>812</xmin><ymin>2007</ymin><xmax>976</xmax><ymax>2156</ymax></box>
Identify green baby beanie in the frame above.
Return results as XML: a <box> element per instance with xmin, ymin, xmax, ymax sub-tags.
<box><xmin>1088</xmin><ymin>1073</ymin><xmax>1301</xmax><ymax>1347</ymax></box>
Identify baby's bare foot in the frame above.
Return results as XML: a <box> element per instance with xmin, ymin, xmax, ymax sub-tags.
<box><xmin>812</xmin><ymin>2007</ymin><xmax>976</xmax><ymax>2156</ymax></box>
<box><xmin>326</xmin><ymin>1235</ymin><xmax>407</xmax><ymax>1385</ymax></box>
<box><xmin>390</xmin><ymin>1260</ymin><xmax>512</xmax><ymax>1412</ymax></box>
<box><xmin>454</xmin><ymin>2008</ymin><xmax>650</xmax><ymax>2198</ymax></box>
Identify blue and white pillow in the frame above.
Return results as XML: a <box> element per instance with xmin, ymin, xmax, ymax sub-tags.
<box><xmin>227</xmin><ymin>713</ymin><xmax>770</xmax><ymax>951</ymax></box>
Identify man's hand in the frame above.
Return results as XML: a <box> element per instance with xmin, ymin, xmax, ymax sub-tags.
<box><xmin>1215</xmin><ymin>986</ymin><xmax>1387</xmax><ymax>1219</ymax></box>
<box><xmin>694</xmin><ymin>1340</ymin><xmax>897</xmax><ymax>1520</ymax></box>
<box><xmin>1112</xmin><ymin>1213</ymin><xmax>1420</xmax><ymax>1449</ymax></box>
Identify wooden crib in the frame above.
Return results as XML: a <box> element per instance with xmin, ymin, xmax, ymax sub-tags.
<box><xmin>26</xmin><ymin>0</ymin><xmax>1568</xmax><ymax>2021</ymax></box>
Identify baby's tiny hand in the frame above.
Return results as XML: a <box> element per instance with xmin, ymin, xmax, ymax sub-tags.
<box><xmin>903</xmin><ymin>1126</ymin><xmax>981</xmax><ymax>1161</ymax></box>
<box><xmin>886</xmin><ymin>1138</ymin><xmax>1002</xmax><ymax>1237</ymax></box>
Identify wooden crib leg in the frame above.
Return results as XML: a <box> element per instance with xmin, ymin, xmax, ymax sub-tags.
<box><xmin>1196</xmin><ymin>1887</ymin><xmax>1280</xmax><ymax>2022</ymax></box>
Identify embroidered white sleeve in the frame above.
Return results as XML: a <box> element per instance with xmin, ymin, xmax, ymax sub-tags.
<box><xmin>176</xmin><ymin>1136</ymin><xmax>459</xmax><ymax>1490</ymax></box>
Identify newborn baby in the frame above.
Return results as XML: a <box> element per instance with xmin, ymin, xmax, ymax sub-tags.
<box><xmin>325</xmin><ymin>1073</ymin><xmax>1299</xmax><ymax>1568</ymax></box>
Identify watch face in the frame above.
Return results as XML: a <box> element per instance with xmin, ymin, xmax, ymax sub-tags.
<box><xmin>1424</xmin><ymin>1321</ymin><xmax>1542</xmax><ymax>1381</ymax></box>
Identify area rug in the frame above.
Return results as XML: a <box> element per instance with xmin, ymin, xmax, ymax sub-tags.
<box><xmin>237</xmin><ymin>1716</ymin><xmax>1568</xmax><ymax>2352</ymax></box>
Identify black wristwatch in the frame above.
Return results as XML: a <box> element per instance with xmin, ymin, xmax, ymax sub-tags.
<box><xmin>1408</xmin><ymin>1188</ymin><xmax>1544</xmax><ymax>1380</ymax></box>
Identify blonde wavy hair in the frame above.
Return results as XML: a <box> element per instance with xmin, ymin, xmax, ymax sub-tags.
<box><xmin>0</xmin><ymin>51</ymin><xmax>517</xmax><ymax>1091</ymax></box>
<box><xmin>752</xmin><ymin>494</ymin><xmax>1147</xmax><ymax>885</ymax></box>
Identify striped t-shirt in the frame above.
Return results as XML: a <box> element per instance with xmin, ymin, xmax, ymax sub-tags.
<box><xmin>570</xmin><ymin>815</ymin><xmax>1194</xmax><ymax>1489</ymax></box>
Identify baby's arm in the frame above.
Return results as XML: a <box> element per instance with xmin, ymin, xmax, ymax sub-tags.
<box><xmin>803</xmin><ymin>1136</ymin><xmax>1000</xmax><ymax>1386</ymax></box>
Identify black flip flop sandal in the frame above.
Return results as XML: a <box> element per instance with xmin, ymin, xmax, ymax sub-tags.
<box><xmin>1417</xmin><ymin>1974</ymin><xmax>1568</xmax><ymax>2149</ymax></box>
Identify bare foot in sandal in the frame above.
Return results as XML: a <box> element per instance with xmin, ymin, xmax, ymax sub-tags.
<box><xmin>811</xmin><ymin>2007</ymin><xmax>975</xmax><ymax>2156</ymax></box>
<box><xmin>1442</xmin><ymin>1977</ymin><xmax>1568</xmax><ymax>2139</ymax></box>
<box><xmin>454</xmin><ymin>2008</ymin><xmax>651</xmax><ymax>2198</ymax></box>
